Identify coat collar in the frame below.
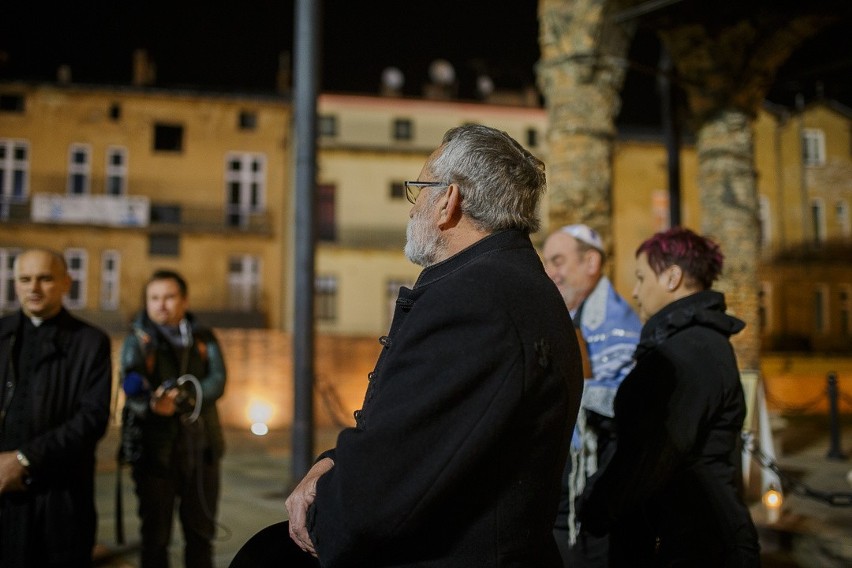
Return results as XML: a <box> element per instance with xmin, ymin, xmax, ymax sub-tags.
<box><xmin>635</xmin><ymin>290</ymin><xmax>744</xmax><ymax>358</ymax></box>
<box><xmin>413</xmin><ymin>229</ymin><xmax>531</xmax><ymax>289</ymax></box>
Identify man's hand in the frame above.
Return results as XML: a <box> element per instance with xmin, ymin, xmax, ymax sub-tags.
<box><xmin>149</xmin><ymin>385</ymin><xmax>178</xmax><ymax>416</ymax></box>
<box><xmin>0</xmin><ymin>451</ymin><xmax>29</xmax><ymax>494</ymax></box>
<box><xmin>285</xmin><ymin>457</ymin><xmax>334</xmax><ymax>556</ymax></box>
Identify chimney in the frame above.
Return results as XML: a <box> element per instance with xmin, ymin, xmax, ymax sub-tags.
<box><xmin>57</xmin><ymin>65</ymin><xmax>72</xmax><ymax>85</ymax></box>
<box><xmin>276</xmin><ymin>51</ymin><xmax>291</xmax><ymax>94</ymax></box>
<box><xmin>132</xmin><ymin>49</ymin><xmax>156</xmax><ymax>87</ymax></box>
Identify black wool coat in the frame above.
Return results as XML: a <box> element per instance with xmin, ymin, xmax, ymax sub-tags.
<box><xmin>579</xmin><ymin>290</ymin><xmax>760</xmax><ymax>567</ymax></box>
<box><xmin>0</xmin><ymin>308</ymin><xmax>112</xmax><ymax>565</ymax></box>
<box><xmin>308</xmin><ymin>229</ymin><xmax>584</xmax><ymax>567</ymax></box>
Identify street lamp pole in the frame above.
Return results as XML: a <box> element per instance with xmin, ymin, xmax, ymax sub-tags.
<box><xmin>291</xmin><ymin>0</ymin><xmax>320</xmax><ymax>483</ymax></box>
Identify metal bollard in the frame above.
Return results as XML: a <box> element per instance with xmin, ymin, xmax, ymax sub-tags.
<box><xmin>826</xmin><ymin>372</ymin><xmax>848</xmax><ymax>460</ymax></box>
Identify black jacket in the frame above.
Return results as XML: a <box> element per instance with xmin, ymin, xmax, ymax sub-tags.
<box><xmin>309</xmin><ymin>230</ymin><xmax>584</xmax><ymax>567</ymax></box>
<box><xmin>580</xmin><ymin>290</ymin><xmax>760</xmax><ymax>567</ymax></box>
<box><xmin>0</xmin><ymin>308</ymin><xmax>112</xmax><ymax>565</ymax></box>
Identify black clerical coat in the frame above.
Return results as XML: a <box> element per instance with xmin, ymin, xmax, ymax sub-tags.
<box><xmin>0</xmin><ymin>309</ymin><xmax>112</xmax><ymax>566</ymax></box>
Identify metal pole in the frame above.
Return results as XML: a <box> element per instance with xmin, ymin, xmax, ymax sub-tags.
<box><xmin>658</xmin><ymin>47</ymin><xmax>681</xmax><ymax>228</ymax></box>
<box><xmin>291</xmin><ymin>0</ymin><xmax>320</xmax><ymax>482</ymax></box>
<box><xmin>826</xmin><ymin>372</ymin><xmax>847</xmax><ymax>460</ymax></box>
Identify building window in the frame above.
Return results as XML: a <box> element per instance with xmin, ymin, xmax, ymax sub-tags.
<box><xmin>526</xmin><ymin>128</ymin><xmax>538</xmax><ymax>148</ymax></box>
<box><xmin>228</xmin><ymin>255</ymin><xmax>261</xmax><ymax>311</ymax></box>
<box><xmin>318</xmin><ymin>115</ymin><xmax>337</xmax><ymax>137</ymax></box>
<box><xmin>149</xmin><ymin>233</ymin><xmax>180</xmax><ymax>256</ymax></box>
<box><xmin>836</xmin><ymin>200</ymin><xmax>851</xmax><ymax>239</ymax></box>
<box><xmin>386</xmin><ymin>278</ymin><xmax>414</xmax><ymax>329</ymax></box>
<box><xmin>100</xmin><ymin>250</ymin><xmax>120</xmax><ymax>310</ymax></box>
<box><xmin>225</xmin><ymin>153</ymin><xmax>266</xmax><ymax>228</ymax></box>
<box><xmin>109</xmin><ymin>103</ymin><xmax>122</xmax><ymax>121</ymax></box>
<box><xmin>106</xmin><ymin>146</ymin><xmax>128</xmax><ymax>196</ymax></box>
<box><xmin>315</xmin><ymin>275</ymin><xmax>338</xmax><ymax>322</ymax></box>
<box><xmin>63</xmin><ymin>249</ymin><xmax>87</xmax><ymax>309</ymax></box>
<box><xmin>0</xmin><ymin>139</ymin><xmax>29</xmax><ymax>220</ymax></box>
<box><xmin>0</xmin><ymin>248</ymin><xmax>21</xmax><ymax>312</ymax></box>
<box><xmin>317</xmin><ymin>184</ymin><xmax>337</xmax><ymax>241</ymax></box>
<box><xmin>802</xmin><ymin>128</ymin><xmax>826</xmax><ymax>166</ymax></box>
<box><xmin>150</xmin><ymin>204</ymin><xmax>182</xmax><ymax>224</ymax></box>
<box><xmin>840</xmin><ymin>285</ymin><xmax>851</xmax><ymax>337</ymax></box>
<box><xmin>811</xmin><ymin>197</ymin><xmax>826</xmax><ymax>245</ymax></box>
<box><xmin>67</xmin><ymin>143</ymin><xmax>91</xmax><ymax>195</ymax></box>
<box><xmin>238</xmin><ymin>110</ymin><xmax>257</xmax><ymax>130</ymax></box>
<box><xmin>389</xmin><ymin>181</ymin><xmax>405</xmax><ymax>200</ymax></box>
<box><xmin>393</xmin><ymin>118</ymin><xmax>413</xmax><ymax>141</ymax></box>
<box><xmin>0</xmin><ymin>94</ymin><xmax>24</xmax><ymax>113</ymax></box>
<box><xmin>813</xmin><ymin>284</ymin><xmax>829</xmax><ymax>334</ymax></box>
<box><xmin>758</xmin><ymin>194</ymin><xmax>772</xmax><ymax>248</ymax></box>
<box><xmin>153</xmin><ymin>123</ymin><xmax>184</xmax><ymax>152</ymax></box>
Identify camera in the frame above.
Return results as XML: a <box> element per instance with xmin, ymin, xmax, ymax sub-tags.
<box><xmin>160</xmin><ymin>377</ymin><xmax>197</xmax><ymax>416</ymax></box>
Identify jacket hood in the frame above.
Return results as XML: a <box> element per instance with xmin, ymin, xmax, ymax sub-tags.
<box><xmin>635</xmin><ymin>290</ymin><xmax>744</xmax><ymax>358</ymax></box>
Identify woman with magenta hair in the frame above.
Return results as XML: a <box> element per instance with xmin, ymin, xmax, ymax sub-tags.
<box><xmin>579</xmin><ymin>227</ymin><xmax>760</xmax><ymax>567</ymax></box>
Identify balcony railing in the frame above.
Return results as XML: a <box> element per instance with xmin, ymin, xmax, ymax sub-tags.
<box><xmin>319</xmin><ymin>225</ymin><xmax>407</xmax><ymax>250</ymax></box>
<box><xmin>0</xmin><ymin>195</ymin><xmax>272</xmax><ymax>234</ymax></box>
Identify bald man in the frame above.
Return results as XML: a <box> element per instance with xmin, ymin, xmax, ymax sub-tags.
<box><xmin>0</xmin><ymin>248</ymin><xmax>112</xmax><ymax>567</ymax></box>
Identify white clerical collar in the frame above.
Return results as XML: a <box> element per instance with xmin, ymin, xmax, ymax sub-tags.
<box><xmin>29</xmin><ymin>316</ymin><xmax>44</xmax><ymax>327</ymax></box>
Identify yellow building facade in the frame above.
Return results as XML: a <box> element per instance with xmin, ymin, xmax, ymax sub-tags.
<box><xmin>2</xmin><ymin>81</ymin><xmax>850</xmax><ymax>355</ymax></box>
<box><xmin>0</xmin><ymin>82</ymin><xmax>290</xmax><ymax>329</ymax></box>
<box><xmin>753</xmin><ymin>102</ymin><xmax>852</xmax><ymax>352</ymax></box>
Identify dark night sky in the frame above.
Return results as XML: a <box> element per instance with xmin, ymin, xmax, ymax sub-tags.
<box><xmin>1</xmin><ymin>1</ymin><xmax>849</xmax><ymax>125</ymax></box>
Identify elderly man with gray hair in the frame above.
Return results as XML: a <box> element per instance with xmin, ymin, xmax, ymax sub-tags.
<box><xmin>233</xmin><ymin>124</ymin><xmax>585</xmax><ymax>568</ymax></box>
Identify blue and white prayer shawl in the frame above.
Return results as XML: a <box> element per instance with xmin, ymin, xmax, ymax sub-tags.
<box><xmin>567</xmin><ymin>276</ymin><xmax>641</xmax><ymax>544</ymax></box>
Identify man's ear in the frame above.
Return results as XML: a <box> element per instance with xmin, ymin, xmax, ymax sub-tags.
<box><xmin>438</xmin><ymin>183</ymin><xmax>463</xmax><ymax>229</ymax></box>
<box><xmin>586</xmin><ymin>250</ymin><xmax>602</xmax><ymax>274</ymax></box>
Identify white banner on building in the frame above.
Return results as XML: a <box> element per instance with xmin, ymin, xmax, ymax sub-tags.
<box><xmin>31</xmin><ymin>194</ymin><xmax>150</xmax><ymax>227</ymax></box>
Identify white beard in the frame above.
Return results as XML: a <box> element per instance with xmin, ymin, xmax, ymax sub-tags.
<box><xmin>404</xmin><ymin>207</ymin><xmax>445</xmax><ymax>267</ymax></box>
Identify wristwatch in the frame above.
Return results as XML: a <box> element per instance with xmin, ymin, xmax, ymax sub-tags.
<box><xmin>16</xmin><ymin>450</ymin><xmax>31</xmax><ymax>468</ymax></box>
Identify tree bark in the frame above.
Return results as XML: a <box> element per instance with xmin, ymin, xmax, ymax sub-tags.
<box><xmin>658</xmin><ymin>12</ymin><xmax>837</xmax><ymax>368</ymax></box>
<box><xmin>696</xmin><ymin>109</ymin><xmax>761</xmax><ymax>369</ymax></box>
<box><xmin>537</xmin><ymin>0</ymin><xmax>636</xmax><ymax>251</ymax></box>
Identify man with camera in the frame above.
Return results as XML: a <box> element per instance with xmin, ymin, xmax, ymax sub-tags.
<box><xmin>119</xmin><ymin>269</ymin><xmax>227</xmax><ymax>568</ymax></box>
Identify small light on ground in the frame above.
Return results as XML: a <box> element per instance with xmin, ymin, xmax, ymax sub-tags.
<box><xmin>762</xmin><ymin>486</ymin><xmax>783</xmax><ymax>524</ymax></box>
<box><xmin>251</xmin><ymin>422</ymin><xmax>269</xmax><ymax>436</ymax></box>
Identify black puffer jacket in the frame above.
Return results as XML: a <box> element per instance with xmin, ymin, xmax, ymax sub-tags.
<box><xmin>580</xmin><ymin>290</ymin><xmax>760</xmax><ymax>567</ymax></box>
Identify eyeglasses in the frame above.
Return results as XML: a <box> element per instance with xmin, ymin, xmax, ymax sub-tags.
<box><xmin>403</xmin><ymin>180</ymin><xmax>449</xmax><ymax>205</ymax></box>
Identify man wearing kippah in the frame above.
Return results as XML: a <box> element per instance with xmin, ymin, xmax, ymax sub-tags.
<box><xmin>543</xmin><ymin>225</ymin><xmax>641</xmax><ymax>568</ymax></box>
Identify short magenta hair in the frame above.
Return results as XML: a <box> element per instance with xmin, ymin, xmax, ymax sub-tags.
<box><xmin>635</xmin><ymin>227</ymin><xmax>724</xmax><ymax>290</ymax></box>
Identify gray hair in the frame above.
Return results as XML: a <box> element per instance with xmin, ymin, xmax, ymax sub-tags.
<box><xmin>427</xmin><ymin>124</ymin><xmax>545</xmax><ymax>234</ymax></box>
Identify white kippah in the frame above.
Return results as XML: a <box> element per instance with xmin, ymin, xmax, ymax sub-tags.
<box><xmin>560</xmin><ymin>224</ymin><xmax>604</xmax><ymax>252</ymax></box>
